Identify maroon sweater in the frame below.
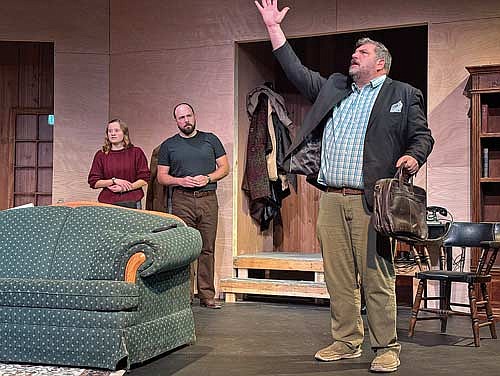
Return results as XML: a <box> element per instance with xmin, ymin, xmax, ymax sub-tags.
<box><xmin>88</xmin><ymin>146</ymin><xmax>151</xmax><ymax>204</ymax></box>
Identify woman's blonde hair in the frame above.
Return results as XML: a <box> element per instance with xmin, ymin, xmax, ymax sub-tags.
<box><xmin>102</xmin><ymin>118</ymin><xmax>134</xmax><ymax>154</ymax></box>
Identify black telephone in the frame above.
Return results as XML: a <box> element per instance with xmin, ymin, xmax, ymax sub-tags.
<box><xmin>427</xmin><ymin>206</ymin><xmax>448</xmax><ymax>223</ymax></box>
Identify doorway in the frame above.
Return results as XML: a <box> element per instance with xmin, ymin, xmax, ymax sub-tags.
<box><xmin>0</xmin><ymin>42</ymin><xmax>54</xmax><ymax>209</ymax></box>
<box><xmin>236</xmin><ymin>25</ymin><xmax>428</xmax><ymax>255</ymax></box>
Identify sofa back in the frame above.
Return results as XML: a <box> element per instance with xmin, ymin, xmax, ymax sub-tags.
<box><xmin>0</xmin><ymin>206</ymin><xmax>73</xmax><ymax>278</ymax></box>
<box><xmin>0</xmin><ymin>205</ymin><xmax>183</xmax><ymax>280</ymax></box>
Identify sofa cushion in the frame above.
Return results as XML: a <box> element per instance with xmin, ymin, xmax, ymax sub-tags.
<box><xmin>0</xmin><ymin>278</ymin><xmax>139</xmax><ymax>311</ymax></box>
<box><xmin>50</xmin><ymin>206</ymin><xmax>182</xmax><ymax>280</ymax></box>
<box><xmin>0</xmin><ymin>206</ymin><xmax>72</xmax><ymax>279</ymax></box>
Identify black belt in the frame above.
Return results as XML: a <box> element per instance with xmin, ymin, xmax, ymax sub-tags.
<box><xmin>325</xmin><ymin>187</ymin><xmax>364</xmax><ymax>195</ymax></box>
<box><xmin>175</xmin><ymin>189</ymin><xmax>216</xmax><ymax>198</ymax></box>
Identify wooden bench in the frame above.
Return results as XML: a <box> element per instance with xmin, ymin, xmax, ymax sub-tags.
<box><xmin>220</xmin><ymin>251</ymin><xmax>419</xmax><ymax>303</ymax></box>
<box><xmin>220</xmin><ymin>252</ymin><xmax>328</xmax><ymax>302</ymax></box>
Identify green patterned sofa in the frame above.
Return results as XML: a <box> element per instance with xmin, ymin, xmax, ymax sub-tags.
<box><xmin>0</xmin><ymin>202</ymin><xmax>202</xmax><ymax>370</ymax></box>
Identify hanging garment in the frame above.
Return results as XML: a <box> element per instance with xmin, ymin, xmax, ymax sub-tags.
<box><xmin>242</xmin><ymin>94</ymin><xmax>272</xmax><ymax>203</ymax></box>
<box><xmin>243</xmin><ymin>87</ymin><xmax>296</xmax><ymax>230</ymax></box>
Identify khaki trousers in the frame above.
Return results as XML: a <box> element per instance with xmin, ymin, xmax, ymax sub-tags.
<box><xmin>317</xmin><ymin>192</ymin><xmax>400</xmax><ymax>353</ymax></box>
<box><xmin>171</xmin><ymin>189</ymin><xmax>219</xmax><ymax>300</ymax></box>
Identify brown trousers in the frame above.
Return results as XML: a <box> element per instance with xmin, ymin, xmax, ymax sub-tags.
<box><xmin>171</xmin><ymin>189</ymin><xmax>219</xmax><ymax>300</ymax></box>
<box><xmin>317</xmin><ymin>192</ymin><xmax>400</xmax><ymax>354</ymax></box>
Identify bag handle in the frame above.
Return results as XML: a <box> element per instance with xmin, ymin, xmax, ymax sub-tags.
<box><xmin>394</xmin><ymin>162</ymin><xmax>414</xmax><ymax>186</ymax></box>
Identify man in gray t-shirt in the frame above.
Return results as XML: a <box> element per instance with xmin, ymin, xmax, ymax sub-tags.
<box><xmin>157</xmin><ymin>103</ymin><xmax>229</xmax><ymax>309</ymax></box>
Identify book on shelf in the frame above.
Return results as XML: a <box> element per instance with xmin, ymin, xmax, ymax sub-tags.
<box><xmin>483</xmin><ymin>147</ymin><xmax>489</xmax><ymax>178</ymax></box>
<box><xmin>481</xmin><ymin>104</ymin><xmax>488</xmax><ymax>134</ymax></box>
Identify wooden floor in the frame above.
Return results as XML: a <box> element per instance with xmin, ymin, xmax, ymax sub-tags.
<box><xmin>128</xmin><ymin>300</ymin><xmax>500</xmax><ymax>376</ymax></box>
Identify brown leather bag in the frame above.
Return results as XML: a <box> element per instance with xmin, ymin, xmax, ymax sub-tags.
<box><xmin>372</xmin><ymin>165</ymin><xmax>428</xmax><ymax>242</ymax></box>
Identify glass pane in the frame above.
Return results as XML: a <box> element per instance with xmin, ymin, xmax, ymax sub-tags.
<box><xmin>37</xmin><ymin>168</ymin><xmax>53</xmax><ymax>193</ymax></box>
<box><xmin>15</xmin><ymin>168</ymin><xmax>36</xmax><ymax>193</ymax></box>
<box><xmin>16</xmin><ymin>115</ymin><xmax>37</xmax><ymax>139</ymax></box>
<box><xmin>38</xmin><ymin>142</ymin><xmax>53</xmax><ymax>167</ymax></box>
<box><xmin>15</xmin><ymin>142</ymin><xmax>36</xmax><ymax>167</ymax></box>
<box><xmin>36</xmin><ymin>195</ymin><xmax>52</xmax><ymax>206</ymax></box>
<box><xmin>38</xmin><ymin>115</ymin><xmax>53</xmax><ymax>141</ymax></box>
<box><xmin>14</xmin><ymin>195</ymin><xmax>36</xmax><ymax>207</ymax></box>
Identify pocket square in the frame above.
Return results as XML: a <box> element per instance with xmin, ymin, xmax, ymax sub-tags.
<box><xmin>390</xmin><ymin>100</ymin><xmax>403</xmax><ymax>113</ymax></box>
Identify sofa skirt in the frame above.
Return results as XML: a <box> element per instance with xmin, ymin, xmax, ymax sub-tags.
<box><xmin>0</xmin><ymin>307</ymin><xmax>196</xmax><ymax>369</ymax></box>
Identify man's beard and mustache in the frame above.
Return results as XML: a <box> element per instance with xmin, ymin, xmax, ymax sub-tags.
<box><xmin>178</xmin><ymin>121</ymin><xmax>196</xmax><ymax>136</ymax></box>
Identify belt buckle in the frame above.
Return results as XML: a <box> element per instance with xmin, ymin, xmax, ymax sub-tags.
<box><xmin>341</xmin><ymin>187</ymin><xmax>348</xmax><ymax>195</ymax></box>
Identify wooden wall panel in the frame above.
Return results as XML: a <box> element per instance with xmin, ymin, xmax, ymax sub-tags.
<box><xmin>0</xmin><ymin>44</ymin><xmax>19</xmax><ymax>209</ymax></box>
<box><xmin>109</xmin><ymin>44</ymin><xmax>234</xmax><ymax>290</ymax></box>
<box><xmin>18</xmin><ymin>44</ymin><xmax>40</xmax><ymax>108</ymax></box>
<box><xmin>53</xmin><ymin>53</ymin><xmax>109</xmax><ymax>203</ymax></box>
<box><xmin>337</xmin><ymin>0</ymin><xmax>500</xmax><ymax>31</ymax></box>
<box><xmin>0</xmin><ymin>0</ymin><xmax>109</xmax><ymax>54</ymax></box>
<box><xmin>110</xmin><ymin>0</ymin><xmax>337</xmax><ymax>53</ymax></box>
<box><xmin>278</xmin><ymin>94</ymin><xmax>320</xmax><ymax>253</ymax></box>
<box><xmin>109</xmin><ymin>45</ymin><xmax>234</xmax><ymax>165</ymax></box>
<box><xmin>39</xmin><ymin>45</ymin><xmax>55</xmax><ymax>109</ymax></box>
<box><xmin>427</xmin><ymin>18</ymin><xmax>500</xmax><ymax>220</ymax></box>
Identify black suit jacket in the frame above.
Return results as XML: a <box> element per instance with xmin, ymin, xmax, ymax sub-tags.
<box><xmin>274</xmin><ymin>42</ymin><xmax>434</xmax><ymax>209</ymax></box>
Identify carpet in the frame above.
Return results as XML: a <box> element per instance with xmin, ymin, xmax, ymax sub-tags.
<box><xmin>0</xmin><ymin>363</ymin><xmax>126</xmax><ymax>376</ymax></box>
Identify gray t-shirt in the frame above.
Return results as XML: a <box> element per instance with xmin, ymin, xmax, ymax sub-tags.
<box><xmin>158</xmin><ymin>131</ymin><xmax>226</xmax><ymax>191</ymax></box>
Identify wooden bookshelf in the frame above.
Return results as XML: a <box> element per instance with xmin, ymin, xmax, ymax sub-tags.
<box><xmin>466</xmin><ymin>64</ymin><xmax>500</xmax><ymax>315</ymax></box>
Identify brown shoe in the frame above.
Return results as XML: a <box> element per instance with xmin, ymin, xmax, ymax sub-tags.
<box><xmin>370</xmin><ymin>350</ymin><xmax>400</xmax><ymax>373</ymax></box>
<box><xmin>200</xmin><ymin>298</ymin><xmax>222</xmax><ymax>309</ymax></box>
<box><xmin>314</xmin><ymin>342</ymin><xmax>362</xmax><ymax>362</ymax></box>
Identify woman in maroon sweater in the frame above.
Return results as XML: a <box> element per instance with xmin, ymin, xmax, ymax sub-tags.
<box><xmin>88</xmin><ymin>119</ymin><xmax>150</xmax><ymax>208</ymax></box>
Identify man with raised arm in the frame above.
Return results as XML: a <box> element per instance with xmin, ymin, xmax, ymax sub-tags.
<box><xmin>255</xmin><ymin>0</ymin><xmax>433</xmax><ymax>372</ymax></box>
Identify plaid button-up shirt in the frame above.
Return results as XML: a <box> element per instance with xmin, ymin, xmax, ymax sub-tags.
<box><xmin>318</xmin><ymin>75</ymin><xmax>386</xmax><ymax>189</ymax></box>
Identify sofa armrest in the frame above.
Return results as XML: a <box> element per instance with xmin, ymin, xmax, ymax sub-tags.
<box><xmin>90</xmin><ymin>225</ymin><xmax>202</xmax><ymax>281</ymax></box>
<box><xmin>138</xmin><ymin>226</ymin><xmax>202</xmax><ymax>278</ymax></box>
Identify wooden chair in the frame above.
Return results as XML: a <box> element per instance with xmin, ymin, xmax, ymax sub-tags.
<box><xmin>408</xmin><ymin>221</ymin><xmax>500</xmax><ymax>346</ymax></box>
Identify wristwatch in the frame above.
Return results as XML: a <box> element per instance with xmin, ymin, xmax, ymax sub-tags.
<box><xmin>206</xmin><ymin>175</ymin><xmax>211</xmax><ymax>184</ymax></box>
<box><xmin>111</xmin><ymin>177</ymin><xmax>117</xmax><ymax>185</ymax></box>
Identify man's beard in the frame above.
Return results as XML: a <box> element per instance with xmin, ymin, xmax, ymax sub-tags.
<box><xmin>179</xmin><ymin>122</ymin><xmax>196</xmax><ymax>136</ymax></box>
<box><xmin>349</xmin><ymin>71</ymin><xmax>359</xmax><ymax>81</ymax></box>
<box><xmin>348</xmin><ymin>65</ymin><xmax>359</xmax><ymax>81</ymax></box>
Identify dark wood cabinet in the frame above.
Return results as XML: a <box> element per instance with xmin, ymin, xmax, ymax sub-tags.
<box><xmin>466</xmin><ymin>64</ymin><xmax>500</xmax><ymax>315</ymax></box>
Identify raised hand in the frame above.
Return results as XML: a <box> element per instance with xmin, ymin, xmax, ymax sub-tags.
<box><xmin>255</xmin><ymin>0</ymin><xmax>290</xmax><ymax>28</ymax></box>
